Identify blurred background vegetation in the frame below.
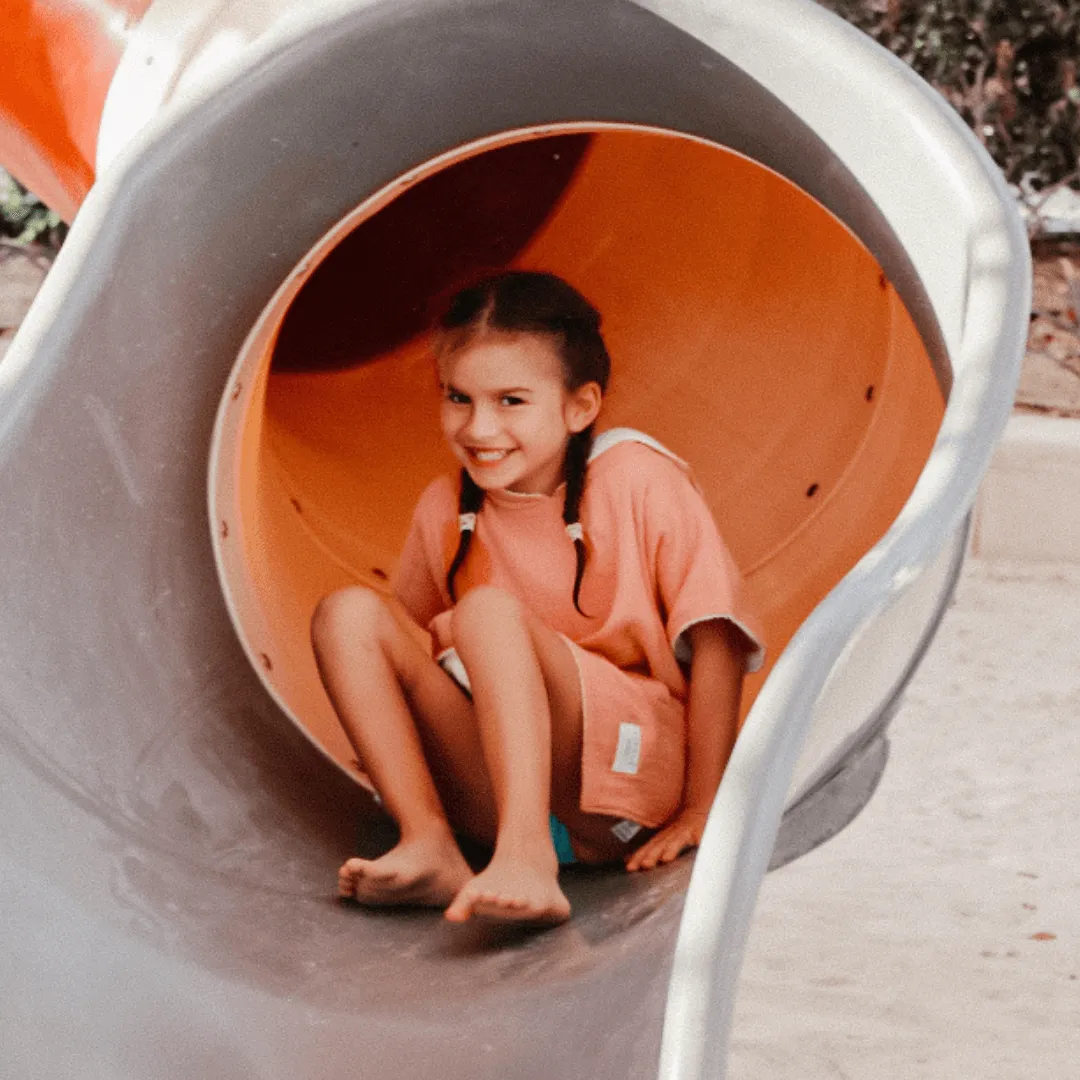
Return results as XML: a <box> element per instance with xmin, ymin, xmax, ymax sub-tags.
<box><xmin>817</xmin><ymin>0</ymin><xmax>1080</xmax><ymax>228</ymax></box>
<box><xmin>2</xmin><ymin>1</ymin><xmax>1079</xmax><ymax>249</ymax></box>
<box><xmin>0</xmin><ymin>168</ymin><xmax>67</xmax><ymax>249</ymax></box>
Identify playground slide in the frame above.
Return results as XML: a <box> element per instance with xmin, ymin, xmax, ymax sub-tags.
<box><xmin>0</xmin><ymin>2</ymin><xmax>1030</xmax><ymax>1077</ymax></box>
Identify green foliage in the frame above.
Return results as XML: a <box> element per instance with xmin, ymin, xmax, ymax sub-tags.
<box><xmin>0</xmin><ymin>168</ymin><xmax>67</xmax><ymax>249</ymax></box>
<box><xmin>818</xmin><ymin>0</ymin><xmax>1080</xmax><ymax>196</ymax></box>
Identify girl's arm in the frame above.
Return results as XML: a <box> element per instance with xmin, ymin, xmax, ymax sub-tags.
<box><xmin>625</xmin><ymin>618</ymin><xmax>746</xmax><ymax>872</ymax></box>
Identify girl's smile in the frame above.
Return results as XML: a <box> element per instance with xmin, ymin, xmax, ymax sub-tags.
<box><xmin>438</xmin><ymin>333</ymin><xmax>601</xmax><ymax>496</ymax></box>
<box><xmin>466</xmin><ymin>448</ymin><xmax>514</xmax><ymax>465</ymax></box>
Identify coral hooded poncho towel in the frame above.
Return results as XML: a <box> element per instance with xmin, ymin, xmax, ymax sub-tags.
<box><xmin>393</xmin><ymin>428</ymin><xmax>766</xmax><ymax>829</ymax></box>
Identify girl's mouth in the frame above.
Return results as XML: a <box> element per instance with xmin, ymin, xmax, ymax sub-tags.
<box><xmin>466</xmin><ymin>448</ymin><xmax>514</xmax><ymax>465</ymax></box>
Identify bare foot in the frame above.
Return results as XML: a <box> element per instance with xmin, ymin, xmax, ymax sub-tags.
<box><xmin>443</xmin><ymin>850</ymin><xmax>570</xmax><ymax>925</ymax></box>
<box><xmin>338</xmin><ymin>830</ymin><xmax>473</xmax><ymax>909</ymax></box>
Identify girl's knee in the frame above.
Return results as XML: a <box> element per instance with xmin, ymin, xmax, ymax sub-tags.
<box><xmin>311</xmin><ymin>585</ymin><xmax>387</xmax><ymax>649</ymax></box>
<box><xmin>451</xmin><ymin>585</ymin><xmax>523</xmax><ymax>634</ymax></box>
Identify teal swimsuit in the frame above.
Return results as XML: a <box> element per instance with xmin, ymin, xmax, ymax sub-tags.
<box><xmin>549</xmin><ymin>814</ymin><xmax>577</xmax><ymax>865</ymax></box>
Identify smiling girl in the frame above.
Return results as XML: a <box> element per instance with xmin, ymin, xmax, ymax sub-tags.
<box><xmin>310</xmin><ymin>271</ymin><xmax>764</xmax><ymax>925</ymax></box>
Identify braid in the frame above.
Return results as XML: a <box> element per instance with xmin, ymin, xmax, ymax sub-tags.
<box><xmin>446</xmin><ymin>469</ymin><xmax>486</xmax><ymax>602</ymax></box>
<box><xmin>563</xmin><ymin>426</ymin><xmax>594</xmax><ymax>616</ymax></box>
<box><xmin>436</xmin><ymin>271</ymin><xmax>612</xmax><ymax>617</ymax></box>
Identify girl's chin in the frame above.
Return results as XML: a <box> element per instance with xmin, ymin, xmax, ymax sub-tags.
<box><xmin>457</xmin><ymin>453</ymin><xmax>558</xmax><ymax>495</ymax></box>
<box><xmin>464</xmin><ymin>466</ymin><xmax>542</xmax><ymax>494</ymax></box>
<box><xmin>460</xmin><ymin>452</ymin><xmax>516</xmax><ymax>481</ymax></box>
<box><xmin>468</xmin><ymin>472</ymin><xmax>520</xmax><ymax>492</ymax></box>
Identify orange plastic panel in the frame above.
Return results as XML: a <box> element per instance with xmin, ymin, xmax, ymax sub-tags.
<box><xmin>215</xmin><ymin>127</ymin><xmax>944</xmax><ymax>773</ymax></box>
<box><xmin>0</xmin><ymin>0</ymin><xmax>152</xmax><ymax>217</ymax></box>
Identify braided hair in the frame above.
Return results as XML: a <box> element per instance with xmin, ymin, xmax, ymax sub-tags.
<box><xmin>438</xmin><ymin>271</ymin><xmax>611</xmax><ymax>616</ymax></box>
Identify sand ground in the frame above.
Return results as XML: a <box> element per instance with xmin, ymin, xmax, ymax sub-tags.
<box><xmin>732</xmin><ymin>558</ymin><xmax>1080</xmax><ymax>1079</ymax></box>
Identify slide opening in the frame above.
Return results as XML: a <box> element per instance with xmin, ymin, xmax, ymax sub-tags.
<box><xmin>209</xmin><ymin>123</ymin><xmax>945</xmax><ymax>778</ymax></box>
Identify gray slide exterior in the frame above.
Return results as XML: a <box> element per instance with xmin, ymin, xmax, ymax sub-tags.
<box><xmin>0</xmin><ymin>2</ymin><xmax>1029</xmax><ymax>1078</ymax></box>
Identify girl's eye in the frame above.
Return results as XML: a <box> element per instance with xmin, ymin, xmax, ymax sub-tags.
<box><xmin>501</xmin><ymin>395</ymin><xmax>525</xmax><ymax>406</ymax></box>
<box><xmin>446</xmin><ymin>390</ymin><xmax>469</xmax><ymax>405</ymax></box>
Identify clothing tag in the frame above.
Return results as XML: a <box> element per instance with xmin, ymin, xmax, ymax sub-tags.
<box><xmin>611</xmin><ymin>722</ymin><xmax>642</xmax><ymax>775</ymax></box>
<box><xmin>611</xmin><ymin>819</ymin><xmax>643</xmax><ymax>843</ymax></box>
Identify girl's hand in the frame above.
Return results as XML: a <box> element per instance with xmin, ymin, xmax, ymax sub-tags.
<box><xmin>625</xmin><ymin>809</ymin><xmax>709</xmax><ymax>872</ymax></box>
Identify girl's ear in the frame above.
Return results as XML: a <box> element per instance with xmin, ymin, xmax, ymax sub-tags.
<box><xmin>566</xmin><ymin>381</ymin><xmax>603</xmax><ymax>433</ymax></box>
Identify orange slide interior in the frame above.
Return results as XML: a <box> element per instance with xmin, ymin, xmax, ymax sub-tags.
<box><xmin>220</xmin><ymin>127</ymin><xmax>945</xmax><ymax>774</ymax></box>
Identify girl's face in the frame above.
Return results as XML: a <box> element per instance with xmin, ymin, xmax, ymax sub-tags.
<box><xmin>438</xmin><ymin>332</ymin><xmax>601</xmax><ymax>496</ymax></box>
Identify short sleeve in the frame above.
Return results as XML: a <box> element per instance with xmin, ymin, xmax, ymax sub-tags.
<box><xmin>392</xmin><ymin>478</ymin><xmax>453</xmax><ymax>631</ymax></box>
<box><xmin>649</xmin><ymin>464</ymin><xmax>766</xmax><ymax>674</ymax></box>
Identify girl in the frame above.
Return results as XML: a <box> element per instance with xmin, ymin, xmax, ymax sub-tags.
<box><xmin>310</xmin><ymin>271</ymin><xmax>764</xmax><ymax>926</ymax></box>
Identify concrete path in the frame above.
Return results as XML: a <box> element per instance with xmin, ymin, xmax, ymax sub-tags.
<box><xmin>732</xmin><ymin>558</ymin><xmax>1080</xmax><ymax>1079</ymax></box>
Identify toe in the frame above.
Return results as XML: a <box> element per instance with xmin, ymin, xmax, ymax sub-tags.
<box><xmin>444</xmin><ymin>884</ymin><xmax>476</xmax><ymax>922</ymax></box>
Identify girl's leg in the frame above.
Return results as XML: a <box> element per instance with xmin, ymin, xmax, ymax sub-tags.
<box><xmin>311</xmin><ymin>586</ymin><xmax>491</xmax><ymax>908</ymax></box>
<box><xmin>313</xmin><ymin>583</ymin><xmax>613</xmax><ymax>923</ymax></box>
<box><xmin>441</xmin><ymin>586</ymin><xmax>584</xmax><ymax>924</ymax></box>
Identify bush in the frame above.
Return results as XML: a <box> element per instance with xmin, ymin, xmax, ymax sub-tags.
<box><xmin>818</xmin><ymin>0</ymin><xmax>1080</xmax><ymax>206</ymax></box>
<box><xmin>0</xmin><ymin>168</ymin><xmax>66</xmax><ymax>249</ymax></box>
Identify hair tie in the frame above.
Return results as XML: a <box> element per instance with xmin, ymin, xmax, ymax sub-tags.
<box><xmin>565</xmin><ymin>522</ymin><xmax>584</xmax><ymax>543</ymax></box>
<box><xmin>459</xmin><ymin>513</ymin><xmax>477</xmax><ymax>532</ymax></box>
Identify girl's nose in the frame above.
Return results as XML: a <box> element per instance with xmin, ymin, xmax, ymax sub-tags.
<box><xmin>462</xmin><ymin>404</ymin><xmax>499</xmax><ymax>440</ymax></box>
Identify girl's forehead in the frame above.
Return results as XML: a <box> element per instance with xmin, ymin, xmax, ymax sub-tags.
<box><xmin>437</xmin><ymin>332</ymin><xmax>564</xmax><ymax>387</ymax></box>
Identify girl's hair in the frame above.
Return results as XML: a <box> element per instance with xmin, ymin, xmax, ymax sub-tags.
<box><xmin>439</xmin><ymin>270</ymin><xmax>611</xmax><ymax>616</ymax></box>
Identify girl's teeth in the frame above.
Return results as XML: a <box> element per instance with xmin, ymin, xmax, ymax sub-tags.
<box><xmin>473</xmin><ymin>450</ymin><xmax>508</xmax><ymax>462</ymax></box>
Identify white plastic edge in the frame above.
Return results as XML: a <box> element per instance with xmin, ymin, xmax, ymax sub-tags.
<box><xmin>97</xmin><ymin>0</ymin><xmax>378</xmax><ymax>173</ymax></box>
<box><xmin>635</xmin><ymin>2</ymin><xmax>1032</xmax><ymax>1079</ymax></box>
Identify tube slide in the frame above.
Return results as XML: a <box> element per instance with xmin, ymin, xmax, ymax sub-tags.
<box><xmin>0</xmin><ymin>2</ymin><xmax>1030</xmax><ymax>1077</ymax></box>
